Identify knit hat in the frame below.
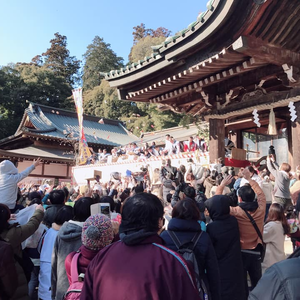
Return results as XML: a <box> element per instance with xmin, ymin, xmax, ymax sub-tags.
<box><xmin>81</xmin><ymin>214</ymin><xmax>114</xmax><ymax>251</ymax></box>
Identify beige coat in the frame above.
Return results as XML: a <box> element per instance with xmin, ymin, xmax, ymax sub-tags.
<box><xmin>290</xmin><ymin>180</ymin><xmax>300</xmax><ymax>204</ymax></box>
<box><xmin>262</xmin><ymin>221</ymin><xmax>286</xmax><ymax>273</ymax></box>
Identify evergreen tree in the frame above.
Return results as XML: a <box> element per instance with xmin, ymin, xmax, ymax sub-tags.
<box><xmin>40</xmin><ymin>32</ymin><xmax>80</xmax><ymax>86</ymax></box>
<box><xmin>82</xmin><ymin>36</ymin><xmax>123</xmax><ymax>91</ymax></box>
<box><xmin>0</xmin><ymin>61</ymin><xmax>75</xmax><ymax>140</ymax></box>
<box><xmin>0</xmin><ymin>66</ymin><xmax>28</xmax><ymax>139</ymax></box>
<box><xmin>83</xmin><ymin>80</ymin><xmax>136</xmax><ymax>119</ymax></box>
<box><xmin>16</xmin><ymin>64</ymin><xmax>73</xmax><ymax>109</ymax></box>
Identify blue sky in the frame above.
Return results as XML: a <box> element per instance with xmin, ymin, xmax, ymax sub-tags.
<box><xmin>0</xmin><ymin>0</ymin><xmax>207</xmax><ymax>66</ymax></box>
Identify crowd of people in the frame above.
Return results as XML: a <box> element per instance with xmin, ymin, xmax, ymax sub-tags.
<box><xmin>87</xmin><ymin>134</ymin><xmax>208</xmax><ymax>164</ymax></box>
<box><xmin>1</xmin><ymin>152</ymin><xmax>300</xmax><ymax>300</ymax></box>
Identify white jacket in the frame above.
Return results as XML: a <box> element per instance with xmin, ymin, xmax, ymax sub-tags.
<box><xmin>0</xmin><ymin>160</ymin><xmax>35</xmax><ymax>209</ymax></box>
<box><xmin>261</xmin><ymin>180</ymin><xmax>274</xmax><ymax>204</ymax></box>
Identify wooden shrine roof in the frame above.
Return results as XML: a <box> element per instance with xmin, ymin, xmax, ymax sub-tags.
<box><xmin>0</xmin><ymin>103</ymin><xmax>138</xmax><ymax>149</ymax></box>
<box><xmin>0</xmin><ymin>145</ymin><xmax>74</xmax><ymax>164</ymax></box>
<box><xmin>104</xmin><ymin>0</ymin><xmax>300</xmax><ymax>117</ymax></box>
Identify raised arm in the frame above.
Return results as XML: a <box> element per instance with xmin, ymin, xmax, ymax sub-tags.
<box><xmin>267</xmin><ymin>156</ymin><xmax>278</xmax><ymax>178</ymax></box>
<box><xmin>12</xmin><ymin>158</ymin><xmax>42</xmax><ymax>183</ymax></box>
<box><xmin>249</xmin><ymin>179</ymin><xmax>266</xmax><ymax>209</ymax></box>
<box><xmin>6</xmin><ymin>205</ymin><xmax>44</xmax><ymax>247</ymax></box>
<box><xmin>215</xmin><ymin>175</ymin><xmax>233</xmax><ymax>196</ymax></box>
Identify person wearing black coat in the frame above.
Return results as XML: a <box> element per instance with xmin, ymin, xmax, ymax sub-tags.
<box><xmin>206</xmin><ymin>195</ymin><xmax>246</xmax><ymax>300</ymax></box>
<box><xmin>161</xmin><ymin>198</ymin><xmax>221</xmax><ymax>300</ymax></box>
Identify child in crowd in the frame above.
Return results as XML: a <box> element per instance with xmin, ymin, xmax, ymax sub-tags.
<box><xmin>65</xmin><ymin>214</ymin><xmax>114</xmax><ymax>288</ymax></box>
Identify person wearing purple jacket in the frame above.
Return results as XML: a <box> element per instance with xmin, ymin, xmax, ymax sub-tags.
<box><xmin>80</xmin><ymin>192</ymin><xmax>202</xmax><ymax>300</ymax></box>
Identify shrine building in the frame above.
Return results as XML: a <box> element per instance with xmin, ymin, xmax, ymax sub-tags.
<box><xmin>0</xmin><ymin>102</ymin><xmax>137</xmax><ymax>183</ymax></box>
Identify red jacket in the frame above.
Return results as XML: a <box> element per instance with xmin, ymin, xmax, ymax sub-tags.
<box><xmin>80</xmin><ymin>234</ymin><xmax>201</xmax><ymax>300</ymax></box>
<box><xmin>184</xmin><ymin>142</ymin><xmax>198</xmax><ymax>152</ymax></box>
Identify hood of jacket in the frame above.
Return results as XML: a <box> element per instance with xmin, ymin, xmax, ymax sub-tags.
<box><xmin>57</xmin><ymin>221</ymin><xmax>82</xmax><ymax>242</ymax></box>
<box><xmin>205</xmin><ymin>195</ymin><xmax>231</xmax><ymax>221</ymax></box>
<box><xmin>0</xmin><ymin>160</ymin><xmax>18</xmax><ymax>175</ymax></box>
<box><xmin>120</xmin><ymin>230</ymin><xmax>162</xmax><ymax>246</ymax></box>
<box><xmin>167</xmin><ymin>218</ymin><xmax>201</xmax><ymax>232</ymax></box>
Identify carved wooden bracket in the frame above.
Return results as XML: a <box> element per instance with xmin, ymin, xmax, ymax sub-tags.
<box><xmin>200</xmin><ymin>90</ymin><xmax>213</xmax><ymax>107</ymax></box>
<box><xmin>282</xmin><ymin>64</ymin><xmax>299</xmax><ymax>84</ymax></box>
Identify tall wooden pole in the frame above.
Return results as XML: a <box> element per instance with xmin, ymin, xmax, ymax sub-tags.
<box><xmin>209</xmin><ymin>118</ymin><xmax>225</xmax><ymax>163</ymax></box>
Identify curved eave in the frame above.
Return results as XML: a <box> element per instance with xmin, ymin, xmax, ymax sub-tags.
<box><xmin>20</xmin><ymin>132</ymin><xmax>75</xmax><ymax>144</ymax></box>
<box><xmin>0</xmin><ymin>149</ymin><xmax>73</xmax><ymax>164</ymax></box>
<box><xmin>106</xmin><ymin>0</ymin><xmax>250</xmax><ymax>87</ymax></box>
<box><xmin>20</xmin><ymin>132</ymin><xmax>123</xmax><ymax>148</ymax></box>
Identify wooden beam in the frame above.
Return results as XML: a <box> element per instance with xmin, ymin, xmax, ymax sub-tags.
<box><xmin>179</xmin><ymin>98</ymin><xmax>203</xmax><ymax>107</ymax></box>
<box><xmin>233</xmin><ymin>35</ymin><xmax>300</xmax><ymax>68</ymax></box>
<box><xmin>148</xmin><ymin>58</ymin><xmax>270</xmax><ymax>104</ymax></box>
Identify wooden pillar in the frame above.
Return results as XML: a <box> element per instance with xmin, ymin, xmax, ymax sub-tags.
<box><xmin>291</xmin><ymin>102</ymin><xmax>300</xmax><ymax>169</ymax></box>
<box><xmin>209</xmin><ymin>118</ymin><xmax>225</xmax><ymax>163</ymax></box>
<box><xmin>236</xmin><ymin>129</ymin><xmax>243</xmax><ymax>149</ymax></box>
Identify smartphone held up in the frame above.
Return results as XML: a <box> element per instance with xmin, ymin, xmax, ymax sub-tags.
<box><xmin>90</xmin><ymin>203</ymin><xmax>111</xmax><ymax>218</ymax></box>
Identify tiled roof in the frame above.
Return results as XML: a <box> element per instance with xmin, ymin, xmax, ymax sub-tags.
<box><xmin>17</xmin><ymin>103</ymin><xmax>138</xmax><ymax>147</ymax></box>
<box><xmin>0</xmin><ymin>145</ymin><xmax>74</xmax><ymax>161</ymax></box>
<box><xmin>101</xmin><ymin>0</ymin><xmax>218</xmax><ymax>80</ymax></box>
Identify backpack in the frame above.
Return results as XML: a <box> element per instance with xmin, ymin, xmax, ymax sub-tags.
<box><xmin>168</xmin><ymin>231</ymin><xmax>209</xmax><ymax>300</ymax></box>
<box><xmin>63</xmin><ymin>252</ymin><xmax>84</xmax><ymax>300</ymax></box>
